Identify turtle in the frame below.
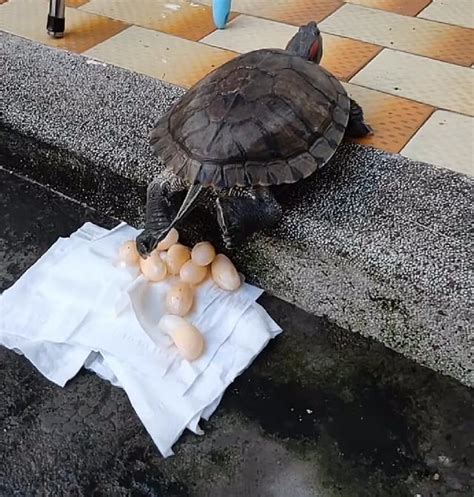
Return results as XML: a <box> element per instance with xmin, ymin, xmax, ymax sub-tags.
<box><xmin>136</xmin><ymin>21</ymin><xmax>372</xmax><ymax>257</ymax></box>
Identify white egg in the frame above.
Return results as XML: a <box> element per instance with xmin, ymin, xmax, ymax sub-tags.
<box><xmin>139</xmin><ymin>251</ymin><xmax>167</xmax><ymax>282</ymax></box>
<box><xmin>191</xmin><ymin>241</ymin><xmax>216</xmax><ymax>266</ymax></box>
<box><xmin>211</xmin><ymin>254</ymin><xmax>241</xmax><ymax>291</ymax></box>
<box><xmin>157</xmin><ymin>315</ymin><xmax>205</xmax><ymax>361</ymax></box>
<box><xmin>156</xmin><ymin>228</ymin><xmax>179</xmax><ymax>251</ymax></box>
<box><xmin>180</xmin><ymin>260</ymin><xmax>208</xmax><ymax>285</ymax></box>
<box><xmin>166</xmin><ymin>243</ymin><xmax>191</xmax><ymax>275</ymax></box>
<box><xmin>118</xmin><ymin>240</ymin><xmax>140</xmax><ymax>266</ymax></box>
<box><xmin>166</xmin><ymin>282</ymin><xmax>194</xmax><ymax>316</ymax></box>
<box><xmin>158</xmin><ymin>314</ymin><xmax>188</xmax><ymax>335</ymax></box>
<box><xmin>170</xmin><ymin>324</ymin><xmax>205</xmax><ymax>361</ymax></box>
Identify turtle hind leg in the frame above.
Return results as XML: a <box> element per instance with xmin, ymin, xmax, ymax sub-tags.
<box><xmin>136</xmin><ymin>169</ymin><xmax>188</xmax><ymax>257</ymax></box>
<box><xmin>345</xmin><ymin>98</ymin><xmax>373</xmax><ymax>138</ymax></box>
<box><xmin>215</xmin><ymin>187</ymin><xmax>283</xmax><ymax>249</ymax></box>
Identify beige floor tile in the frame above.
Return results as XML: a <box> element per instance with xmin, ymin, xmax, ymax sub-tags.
<box><xmin>401</xmin><ymin>111</ymin><xmax>474</xmax><ymax>175</ymax></box>
<box><xmin>197</xmin><ymin>0</ymin><xmax>343</xmax><ymax>25</ymax></box>
<box><xmin>342</xmin><ymin>83</ymin><xmax>434</xmax><ymax>153</ymax></box>
<box><xmin>321</xmin><ymin>34</ymin><xmax>381</xmax><ymax>81</ymax></box>
<box><xmin>0</xmin><ymin>0</ymin><xmax>128</xmax><ymax>53</ymax></box>
<box><xmin>345</xmin><ymin>0</ymin><xmax>431</xmax><ymax>17</ymax></box>
<box><xmin>320</xmin><ymin>3</ymin><xmax>474</xmax><ymax>66</ymax></box>
<box><xmin>84</xmin><ymin>26</ymin><xmax>237</xmax><ymax>88</ymax></box>
<box><xmin>81</xmin><ymin>0</ymin><xmax>227</xmax><ymax>41</ymax></box>
<box><xmin>201</xmin><ymin>15</ymin><xmax>297</xmax><ymax>52</ymax></box>
<box><xmin>351</xmin><ymin>49</ymin><xmax>474</xmax><ymax>116</ymax></box>
<box><xmin>418</xmin><ymin>0</ymin><xmax>474</xmax><ymax>29</ymax></box>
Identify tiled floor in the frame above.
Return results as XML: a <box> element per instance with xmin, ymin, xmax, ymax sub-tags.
<box><xmin>401</xmin><ymin>111</ymin><xmax>473</xmax><ymax>176</ymax></box>
<box><xmin>1</xmin><ymin>0</ymin><xmax>473</xmax><ymax>175</ymax></box>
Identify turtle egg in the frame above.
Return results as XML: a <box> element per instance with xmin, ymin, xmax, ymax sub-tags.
<box><xmin>171</xmin><ymin>323</ymin><xmax>205</xmax><ymax>361</ymax></box>
<box><xmin>211</xmin><ymin>254</ymin><xmax>241</xmax><ymax>291</ymax></box>
<box><xmin>157</xmin><ymin>315</ymin><xmax>205</xmax><ymax>361</ymax></box>
<box><xmin>180</xmin><ymin>260</ymin><xmax>208</xmax><ymax>285</ymax></box>
<box><xmin>166</xmin><ymin>282</ymin><xmax>194</xmax><ymax>316</ymax></box>
<box><xmin>191</xmin><ymin>241</ymin><xmax>216</xmax><ymax>266</ymax></box>
<box><xmin>118</xmin><ymin>240</ymin><xmax>139</xmax><ymax>266</ymax></box>
<box><xmin>166</xmin><ymin>243</ymin><xmax>191</xmax><ymax>275</ymax></box>
<box><xmin>157</xmin><ymin>228</ymin><xmax>179</xmax><ymax>251</ymax></box>
<box><xmin>158</xmin><ymin>314</ymin><xmax>187</xmax><ymax>335</ymax></box>
<box><xmin>139</xmin><ymin>251</ymin><xmax>167</xmax><ymax>282</ymax></box>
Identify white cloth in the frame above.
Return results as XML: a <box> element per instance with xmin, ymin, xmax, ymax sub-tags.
<box><xmin>0</xmin><ymin>222</ymin><xmax>281</xmax><ymax>456</ymax></box>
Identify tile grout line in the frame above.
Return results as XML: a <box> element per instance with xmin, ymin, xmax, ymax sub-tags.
<box><xmin>193</xmin><ymin>2</ymin><xmax>345</xmax><ymax>26</ymax></box>
<box><xmin>75</xmin><ymin>3</ymin><xmax>340</xmax><ymax>29</ymax></box>
<box><xmin>320</xmin><ymin>3</ymin><xmax>474</xmax><ymax>66</ymax></box>
<box><xmin>77</xmin><ymin>22</ymin><xmax>134</xmax><ymax>53</ymax></box>
<box><xmin>80</xmin><ymin>21</ymin><xmax>240</xmax><ymax>57</ymax></box>
<box><xmin>411</xmin><ymin>0</ymin><xmax>434</xmax><ymax>17</ymax></box>
<box><xmin>339</xmin><ymin>45</ymin><xmax>383</xmax><ymax>82</ymax></box>
<box><xmin>334</xmin><ymin>1</ymin><xmax>472</xmax><ymax>27</ymax></box>
<box><xmin>346</xmin><ymin>80</ymin><xmax>474</xmax><ymax>118</ymax></box>
<box><xmin>343</xmin><ymin>0</ymin><xmax>433</xmax><ymax>17</ymax></box>
<box><xmin>395</xmin><ymin>106</ymin><xmax>437</xmax><ymax>152</ymax></box>
<box><xmin>335</xmin><ymin>36</ymin><xmax>473</xmax><ymax>69</ymax></box>
<box><xmin>76</xmin><ymin>2</ymin><xmax>237</xmax><ymax>42</ymax></box>
<box><xmin>348</xmin><ymin>44</ymin><xmax>474</xmax><ymax>81</ymax></box>
<box><xmin>414</xmin><ymin>15</ymin><xmax>474</xmax><ymax>29</ymax></box>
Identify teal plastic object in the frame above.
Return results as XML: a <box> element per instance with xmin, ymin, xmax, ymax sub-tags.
<box><xmin>212</xmin><ymin>0</ymin><xmax>231</xmax><ymax>29</ymax></box>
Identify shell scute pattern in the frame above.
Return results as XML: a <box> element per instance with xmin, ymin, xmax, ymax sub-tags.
<box><xmin>150</xmin><ymin>49</ymin><xmax>350</xmax><ymax>188</ymax></box>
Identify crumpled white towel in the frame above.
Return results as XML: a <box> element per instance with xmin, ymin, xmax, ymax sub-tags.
<box><xmin>0</xmin><ymin>222</ymin><xmax>281</xmax><ymax>456</ymax></box>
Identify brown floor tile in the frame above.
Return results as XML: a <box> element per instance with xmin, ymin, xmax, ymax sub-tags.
<box><xmin>160</xmin><ymin>9</ymin><xmax>238</xmax><ymax>42</ymax></box>
<box><xmin>321</xmin><ymin>34</ymin><xmax>381</xmax><ymax>81</ymax></box>
<box><xmin>0</xmin><ymin>0</ymin><xmax>129</xmax><ymax>54</ymax></box>
<box><xmin>343</xmin><ymin>83</ymin><xmax>435</xmax><ymax>153</ymax></box>
<box><xmin>345</xmin><ymin>0</ymin><xmax>432</xmax><ymax>17</ymax></box>
<box><xmin>429</xmin><ymin>25</ymin><xmax>474</xmax><ymax>67</ymax></box>
<box><xmin>198</xmin><ymin>0</ymin><xmax>343</xmax><ymax>25</ymax></box>
<box><xmin>66</xmin><ymin>0</ymin><xmax>89</xmax><ymax>7</ymax></box>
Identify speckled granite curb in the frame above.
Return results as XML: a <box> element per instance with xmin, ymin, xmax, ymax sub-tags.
<box><xmin>1</xmin><ymin>32</ymin><xmax>473</xmax><ymax>387</ymax></box>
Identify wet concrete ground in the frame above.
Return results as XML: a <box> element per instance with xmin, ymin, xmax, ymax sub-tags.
<box><xmin>0</xmin><ymin>167</ymin><xmax>473</xmax><ymax>497</ymax></box>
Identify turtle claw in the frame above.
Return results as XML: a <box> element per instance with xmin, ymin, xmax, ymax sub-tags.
<box><xmin>222</xmin><ymin>224</ymin><xmax>242</xmax><ymax>250</ymax></box>
<box><xmin>223</xmin><ymin>233</ymin><xmax>238</xmax><ymax>251</ymax></box>
<box><xmin>136</xmin><ymin>230</ymin><xmax>163</xmax><ymax>258</ymax></box>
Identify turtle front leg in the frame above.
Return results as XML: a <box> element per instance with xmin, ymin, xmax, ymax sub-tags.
<box><xmin>215</xmin><ymin>187</ymin><xmax>283</xmax><ymax>249</ymax></box>
<box><xmin>136</xmin><ymin>169</ymin><xmax>187</xmax><ymax>257</ymax></box>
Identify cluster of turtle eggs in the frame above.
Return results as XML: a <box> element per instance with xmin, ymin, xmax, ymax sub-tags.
<box><xmin>117</xmin><ymin>229</ymin><xmax>242</xmax><ymax>361</ymax></box>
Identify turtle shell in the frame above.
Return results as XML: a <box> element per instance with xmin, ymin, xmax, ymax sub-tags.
<box><xmin>150</xmin><ymin>49</ymin><xmax>350</xmax><ymax>188</ymax></box>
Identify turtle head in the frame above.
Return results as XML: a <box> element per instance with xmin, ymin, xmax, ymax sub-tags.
<box><xmin>286</xmin><ymin>21</ymin><xmax>323</xmax><ymax>64</ymax></box>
